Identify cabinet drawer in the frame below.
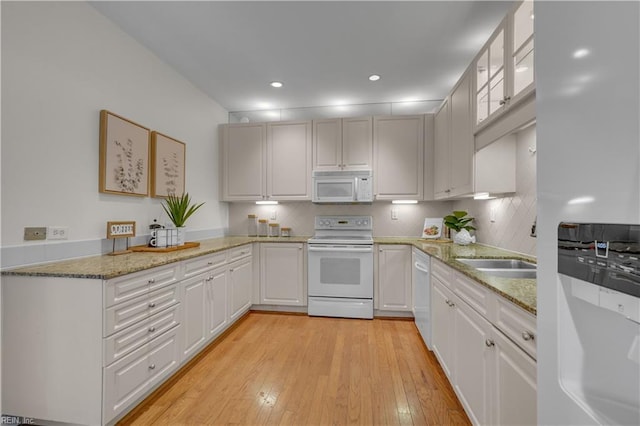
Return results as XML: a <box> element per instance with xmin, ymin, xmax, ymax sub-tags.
<box><xmin>104</xmin><ymin>304</ymin><xmax>181</xmax><ymax>366</ymax></box>
<box><xmin>431</xmin><ymin>258</ymin><xmax>454</xmax><ymax>286</ymax></box>
<box><xmin>104</xmin><ymin>284</ymin><xmax>179</xmax><ymax>337</ymax></box>
<box><xmin>228</xmin><ymin>244</ymin><xmax>252</xmax><ymax>263</ymax></box>
<box><xmin>454</xmin><ymin>272</ymin><xmax>492</xmax><ymax>319</ymax></box>
<box><xmin>103</xmin><ymin>326</ymin><xmax>181</xmax><ymax>423</ymax></box>
<box><xmin>495</xmin><ymin>297</ymin><xmax>537</xmax><ymax>360</ymax></box>
<box><xmin>183</xmin><ymin>252</ymin><xmax>227</xmax><ymax>278</ymax></box>
<box><xmin>105</xmin><ymin>264</ymin><xmax>180</xmax><ymax>308</ymax></box>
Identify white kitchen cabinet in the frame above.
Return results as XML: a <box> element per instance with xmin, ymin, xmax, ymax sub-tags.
<box><xmin>433</xmin><ymin>70</ymin><xmax>474</xmax><ymax>199</ymax></box>
<box><xmin>104</xmin><ymin>326</ymin><xmax>181</xmax><ymax>422</ymax></box>
<box><xmin>180</xmin><ymin>275</ymin><xmax>207</xmax><ymax>360</ymax></box>
<box><xmin>313</xmin><ymin>117</ymin><xmax>373</xmax><ymax>171</ymax></box>
<box><xmin>475</xmin><ymin>1</ymin><xmax>535</xmax><ymax>131</ymax></box>
<box><xmin>220</xmin><ymin>123</ymin><xmax>266</xmax><ymax>201</ymax></box>
<box><xmin>260</xmin><ymin>243</ymin><xmax>306</xmax><ymax>306</ymax></box>
<box><xmin>229</xmin><ymin>256</ymin><xmax>253</xmax><ymax>321</ymax></box>
<box><xmin>431</xmin><ymin>276</ymin><xmax>456</xmax><ymax>379</ymax></box>
<box><xmin>430</xmin><ymin>258</ymin><xmax>537</xmax><ymax>425</ymax></box>
<box><xmin>453</xmin><ymin>290</ymin><xmax>493</xmax><ymax>426</ymax></box>
<box><xmin>449</xmin><ymin>70</ymin><xmax>474</xmax><ymax>197</ymax></box>
<box><xmin>207</xmin><ymin>266</ymin><xmax>229</xmax><ymax>339</ymax></box>
<box><xmin>373</xmin><ymin>115</ymin><xmax>424</xmax><ymax>200</ymax></box>
<box><xmin>433</xmin><ymin>99</ymin><xmax>451</xmax><ymax>199</ymax></box>
<box><xmin>266</xmin><ymin>120</ymin><xmax>312</xmax><ymax>200</ymax></box>
<box><xmin>377</xmin><ymin>245</ymin><xmax>412</xmax><ymax>311</ymax></box>
<box><xmin>491</xmin><ymin>325</ymin><xmax>537</xmax><ymax>425</ymax></box>
<box><xmin>220</xmin><ymin>120</ymin><xmax>312</xmax><ymax>201</ymax></box>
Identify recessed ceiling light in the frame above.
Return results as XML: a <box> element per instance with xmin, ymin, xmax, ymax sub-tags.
<box><xmin>270</xmin><ymin>81</ymin><xmax>283</xmax><ymax>88</ymax></box>
<box><xmin>573</xmin><ymin>48</ymin><xmax>590</xmax><ymax>59</ymax></box>
<box><xmin>368</xmin><ymin>74</ymin><xmax>381</xmax><ymax>81</ymax></box>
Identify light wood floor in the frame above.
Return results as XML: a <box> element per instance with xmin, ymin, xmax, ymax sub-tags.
<box><xmin>119</xmin><ymin>313</ymin><xmax>470</xmax><ymax>425</ymax></box>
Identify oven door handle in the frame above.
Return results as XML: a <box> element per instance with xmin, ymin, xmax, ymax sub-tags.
<box><xmin>308</xmin><ymin>246</ymin><xmax>373</xmax><ymax>253</ymax></box>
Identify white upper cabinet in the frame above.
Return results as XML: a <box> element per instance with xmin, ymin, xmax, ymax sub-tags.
<box><xmin>266</xmin><ymin>121</ymin><xmax>312</xmax><ymax>200</ymax></box>
<box><xmin>475</xmin><ymin>1</ymin><xmax>535</xmax><ymax>131</ymax></box>
<box><xmin>220</xmin><ymin>123</ymin><xmax>265</xmax><ymax>201</ymax></box>
<box><xmin>221</xmin><ymin>120</ymin><xmax>312</xmax><ymax>201</ymax></box>
<box><xmin>313</xmin><ymin>117</ymin><xmax>372</xmax><ymax>171</ymax></box>
<box><xmin>373</xmin><ymin>115</ymin><xmax>424</xmax><ymax>200</ymax></box>
<box><xmin>433</xmin><ymin>71</ymin><xmax>475</xmax><ymax>199</ymax></box>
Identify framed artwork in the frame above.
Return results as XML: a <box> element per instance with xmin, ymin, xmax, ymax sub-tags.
<box><xmin>99</xmin><ymin>110</ymin><xmax>150</xmax><ymax>196</ymax></box>
<box><xmin>150</xmin><ymin>131</ymin><xmax>186</xmax><ymax>198</ymax></box>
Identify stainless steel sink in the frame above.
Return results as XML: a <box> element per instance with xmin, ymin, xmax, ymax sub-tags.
<box><xmin>476</xmin><ymin>269</ymin><xmax>537</xmax><ymax>279</ymax></box>
<box><xmin>456</xmin><ymin>258</ymin><xmax>536</xmax><ymax>269</ymax></box>
<box><xmin>456</xmin><ymin>258</ymin><xmax>537</xmax><ymax>279</ymax></box>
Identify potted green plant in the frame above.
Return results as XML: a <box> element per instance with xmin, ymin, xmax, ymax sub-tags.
<box><xmin>444</xmin><ymin>210</ymin><xmax>476</xmax><ymax>245</ymax></box>
<box><xmin>162</xmin><ymin>193</ymin><xmax>205</xmax><ymax>245</ymax></box>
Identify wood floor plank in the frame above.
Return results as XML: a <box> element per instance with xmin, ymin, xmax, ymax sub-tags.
<box><xmin>118</xmin><ymin>313</ymin><xmax>470</xmax><ymax>426</ymax></box>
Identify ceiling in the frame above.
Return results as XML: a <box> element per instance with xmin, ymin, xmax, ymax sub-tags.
<box><xmin>91</xmin><ymin>1</ymin><xmax>515</xmax><ymax>114</ymax></box>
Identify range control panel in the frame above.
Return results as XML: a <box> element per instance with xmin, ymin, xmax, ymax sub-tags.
<box><xmin>314</xmin><ymin>216</ymin><xmax>372</xmax><ymax>231</ymax></box>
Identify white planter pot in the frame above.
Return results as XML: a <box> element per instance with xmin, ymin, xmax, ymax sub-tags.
<box><xmin>176</xmin><ymin>227</ymin><xmax>186</xmax><ymax>246</ymax></box>
<box><xmin>453</xmin><ymin>229</ymin><xmax>476</xmax><ymax>245</ymax></box>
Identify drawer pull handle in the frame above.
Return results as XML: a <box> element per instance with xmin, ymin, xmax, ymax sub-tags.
<box><xmin>148</xmin><ymin>302</ymin><xmax>156</xmax><ymax>308</ymax></box>
<box><xmin>521</xmin><ymin>331</ymin><xmax>535</xmax><ymax>341</ymax></box>
<box><xmin>149</xmin><ymin>364</ymin><xmax>156</xmax><ymax>370</ymax></box>
<box><xmin>445</xmin><ymin>300</ymin><xmax>455</xmax><ymax>307</ymax></box>
<box><xmin>207</xmin><ymin>261</ymin><xmax>213</xmax><ymax>265</ymax></box>
<box><xmin>485</xmin><ymin>339</ymin><xmax>495</xmax><ymax>347</ymax></box>
<box><xmin>148</xmin><ymin>278</ymin><xmax>155</xmax><ymax>284</ymax></box>
<box><xmin>148</xmin><ymin>326</ymin><xmax>156</xmax><ymax>333</ymax></box>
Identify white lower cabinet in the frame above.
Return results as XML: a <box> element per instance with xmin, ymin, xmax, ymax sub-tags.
<box><xmin>430</xmin><ymin>259</ymin><xmax>537</xmax><ymax>426</ymax></box>
<box><xmin>377</xmin><ymin>245</ymin><xmax>412</xmax><ymax>311</ymax></box>
<box><xmin>207</xmin><ymin>266</ymin><xmax>229</xmax><ymax>338</ymax></box>
<box><xmin>260</xmin><ymin>243</ymin><xmax>305</xmax><ymax>305</ymax></box>
<box><xmin>104</xmin><ymin>326</ymin><xmax>181</xmax><ymax>422</ymax></box>
<box><xmin>181</xmin><ymin>275</ymin><xmax>208</xmax><ymax>360</ymax></box>
<box><xmin>229</xmin><ymin>256</ymin><xmax>253</xmax><ymax>320</ymax></box>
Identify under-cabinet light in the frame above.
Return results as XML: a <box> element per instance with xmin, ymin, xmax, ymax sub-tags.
<box><xmin>391</xmin><ymin>200</ymin><xmax>418</xmax><ymax>204</ymax></box>
<box><xmin>256</xmin><ymin>201</ymin><xmax>279</xmax><ymax>205</ymax></box>
<box><xmin>473</xmin><ymin>192</ymin><xmax>496</xmax><ymax>200</ymax></box>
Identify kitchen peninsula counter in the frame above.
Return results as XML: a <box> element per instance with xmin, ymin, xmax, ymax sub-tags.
<box><xmin>376</xmin><ymin>237</ymin><xmax>537</xmax><ymax>315</ymax></box>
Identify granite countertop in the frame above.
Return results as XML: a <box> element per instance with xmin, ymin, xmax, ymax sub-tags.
<box><xmin>375</xmin><ymin>237</ymin><xmax>536</xmax><ymax>315</ymax></box>
<box><xmin>1</xmin><ymin>236</ymin><xmax>310</xmax><ymax>280</ymax></box>
<box><xmin>2</xmin><ymin>235</ymin><xmax>536</xmax><ymax>315</ymax></box>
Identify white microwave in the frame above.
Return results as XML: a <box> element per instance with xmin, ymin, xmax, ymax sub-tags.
<box><xmin>312</xmin><ymin>170</ymin><xmax>373</xmax><ymax>203</ymax></box>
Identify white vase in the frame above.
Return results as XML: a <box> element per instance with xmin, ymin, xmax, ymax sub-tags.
<box><xmin>453</xmin><ymin>229</ymin><xmax>476</xmax><ymax>245</ymax></box>
<box><xmin>176</xmin><ymin>227</ymin><xmax>186</xmax><ymax>246</ymax></box>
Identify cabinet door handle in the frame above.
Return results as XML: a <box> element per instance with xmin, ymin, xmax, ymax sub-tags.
<box><xmin>499</xmin><ymin>96</ymin><xmax>511</xmax><ymax>106</ymax></box>
<box><xmin>149</xmin><ymin>364</ymin><xmax>156</xmax><ymax>370</ymax></box>
<box><xmin>148</xmin><ymin>302</ymin><xmax>156</xmax><ymax>308</ymax></box>
<box><xmin>207</xmin><ymin>261</ymin><xmax>214</xmax><ymax>265</ymax></box>
<box><xmin>148</xmin><ymin>278</ymin><xmax>155</xmax><ymax>284</ymax></box>
<box><xmin>485</xmin><ymin>339</ymin><xmax>495</xmax><ymax>347</ymax></box>
<box><xmin>521</xmin><ymin>331</ymin><xmax>535</xmax><ymax>341</ymax></box>
<box><xmin>148</xmin><ymin>326</ymin><xmax>156</xmax><ymax>333</ymax></box>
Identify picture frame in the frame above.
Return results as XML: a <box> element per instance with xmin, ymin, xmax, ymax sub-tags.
<box><xmin>99</xmin><ymin>110</ymin><xmax>150</xmax><ymax>196</ymax></box>
<box><xmin>421</xmin><ymin>218</ymin><xmax>443</xmax><ymax>239</ymax></box>
<box><xmin>150</xmin><ymin>131</ymin><xmax>186</xmax><ymax>198</ymax></box>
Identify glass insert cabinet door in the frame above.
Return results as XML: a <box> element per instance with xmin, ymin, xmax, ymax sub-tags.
<box><xmin>476</xmin><ymin>24</ymin><xmax>506</xmax><ymax>126</ymax></box>
<box><xmin>512</xmin><ymin>0</ymin><xmax>535</xmax><ymax>98</ymax></box>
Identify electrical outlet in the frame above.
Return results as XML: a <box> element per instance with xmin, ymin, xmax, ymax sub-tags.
<box><xmin>490</xmin><ymin>208</ymin><xmax>496</xmax><ymax>223</ymax></box>
<box><xmin>391</xmin><ymin>208</ymin><xmax>398</xmax><ymax>220</ymax></box>
<box><xmin>47</xmin><ymin>226</ymin><xmax>69</xmax><ymax>240</ymax></box>
<box><xmin>270</xmin><ymin>209</ymin><xmax>277</xmax><ymax>220</ymax></box>
<box><xmin>24</xmin><ymin>227</ymin><xmax>47</xmax><ymax>241</ymax></box>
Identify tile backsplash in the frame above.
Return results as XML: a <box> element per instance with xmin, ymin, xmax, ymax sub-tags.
<box><xmin>228</xmin><ymin>201</ymin><xmax>454</xmax><ymax>238</ymax></box>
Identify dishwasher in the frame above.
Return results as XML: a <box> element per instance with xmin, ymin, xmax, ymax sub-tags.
<box><xmin>412</xmin><ymin>248</ymin><xmax>431</xmax><ymax>348</ymax></box>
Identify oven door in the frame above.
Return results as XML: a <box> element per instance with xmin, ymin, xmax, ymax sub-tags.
<box><xmin>308</xmin><ymin>244</ymin><xmax>373</xmax><ymax>298</ymax></box>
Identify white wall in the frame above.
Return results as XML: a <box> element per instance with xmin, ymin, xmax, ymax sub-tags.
<box><xmin>1</xmin><ymin>1</ymin><xmax>229</xmax><ymax>267</ymax></box>
<box><xmin>453</xmin><ymin>125</ymin><xmax>537</xmax><ymax>256</ymax></box>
